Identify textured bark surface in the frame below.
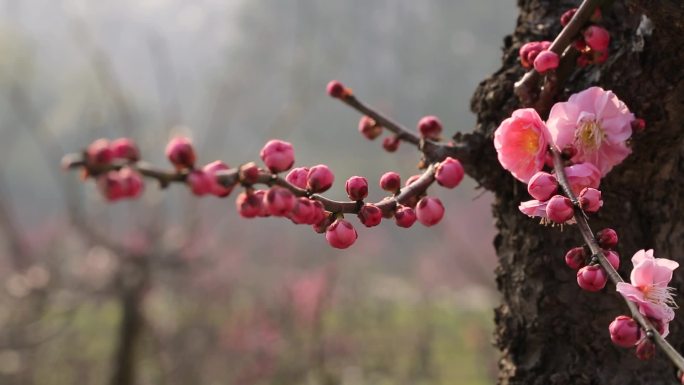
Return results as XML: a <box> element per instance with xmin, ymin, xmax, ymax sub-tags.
<box><xmin>466</xmin><ymin>1</ymin><xmax>684</xmax><ymax>384</ymax></box>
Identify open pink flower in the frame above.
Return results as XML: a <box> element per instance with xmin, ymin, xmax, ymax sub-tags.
<box><xmin>519</xmin><ymin>200</ymin><xmax>548</xmax><ymax>220</ymax></box>
<box><xmin>494</xmin><ymin>108</ymin><xmax>551</xmax><ymax>183</ymax></box>
<box><xmin>547</xmin><ymin>87</ymin><xmax>634</xmax><ymax>176</ymax></box>
<box><xmin>616</xmin><ymin>249</ymin><xmax>679</xmax><ymax>322</ymax></box>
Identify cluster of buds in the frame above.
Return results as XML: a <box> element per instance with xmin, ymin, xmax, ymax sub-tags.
<box><xmin>564</xmin><ymin>228</ymin><xmax>619</xmax><ymax>291</ymax></box>
<box><xmin>560</xmin><ymin>7</ymin><xmax>610</xmax><ymax>67</ymax></box>
<box><xmin>74</xmin><ymin>133</ymin><xmax>465</xmax><ymax>250</ymax></box>
<box><xmin>85</xmin><ymin>138</ymin><xmax>143</xmax><ymax>201</ymax></box>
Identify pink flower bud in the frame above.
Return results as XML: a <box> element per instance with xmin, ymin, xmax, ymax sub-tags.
<box><xmin>632</xmin><ymin>118</ymin><xmax>646</xmax><ymax>133</ymax></box>
<box><xmin>603</xmin><ymin>250</ymin><xmax>620</xmax><ymax>270</ymax></box>
<box><xmin>564</xmin><ymin>163</ymin><xmax>601</xmax><ymax>196</ymax></box>
<box><xmin>564</xmin><ymin>247</ymin><xmax>587</xmax><ymax>270</ymax></box>
<box><xmin>596</xmin><ymin>228</ymin><xmax>618</xmax><ymax>249</ymax></box>
<box><xmin>417</xmin><ymin>116</ymin><xmax>442</xmax><ymax>140</ymax></box>
<box><xmin>579</xmin><ymin>187</ymin><xmax>602</xmax><ymax>213</ymax></box>
<box><xmin>87</xmin><ymin>139</ymin><xmax>114</xmax><ymax>165</ymax></box>
<box><xmin>312</xmin><ymin>212</ymin><xmax>334</xmax><ymax>234</ymax></box>
<box><xmin>345</xmin><ymin>176</ymin><xmax>369</xmax><ymax>201</ymax></box>
<box><xmin>583</xmin><ymin>25</ymin><xmax>610</xmax><ymax>52</ymax></box>
<box><xmin>187</xmin><ymin>170</ymin><xmax>212</xmax><ymax>196</ymax></box>
<box><xmin>286</xmin><ymin>167</ymin><xmax>309</xmax><ymax>189</ymax></box>
<box><xmin>380</xmin><ymin>172</ymin><xmax>401</xmax><ymax>193</ymax></box>
<box><xmin>382</xmin><ymin>136</ymin><xmax>400</xmax><ymax>152</ymax></box>
<box><xmin>403</xmin><ymin>174</ymin><xmax>423</xmax><ymax>208</ymax></box>
<box><xmin>545</xmin><ymin>195</ymin><xmax>574</xmax><ymax>223</ymax></box>
<box><xmin>609</xmin><ymin>315</ymin><xmax>641</xmax><ymax>348</ymax></box>
<box><xmin>358</xmin><ymin>204</ymin><xmax>382</xmax><ymax>227</ymax></box>
<box><xmin>264</xmin><ymin>187</ymin><xmax>296</xmax><ymax>216</ymax></box>
<box><xmin>309</xmin><ymin>200</ymin><xmax>326</xmax><ymax>226</ymax></box>
<box><xmin>519</xmin><ymin>41</ymin><xmax>543</xmax><ymax>68</ymax></box>
<box><xmin>165</xmin><ymin>137</ymin><xmax>196</xmax><ymax>170</ymax></box>
<box><xmin>533</xmin><ymin>50</ymin><xmax>560</xmax><ymax>73</ymax></box>
<box><xmin>358</xmin><ymin>116</ymin><xmax>382</xmax><ymax>140</ymax></box>
<box><xmin>306</xmin><ymin>165</ymin><xmax>334</xmax><ymax>193</ymax></box>
<box><xmin>111</xmin><ymin>138</ymin><xmax>140</xmax><ymax>162</ymax></box>
<box><xmin>576</xmin><ymin>265</ymin><xmax>607</xmax><ymax>292</ymax></box>
<box><xmin>203</xmin><ymin>161</ymin><xmax>234</xmax><ymax>197</ymax></box>
<box><xmin>260</xmin><ymin>140</ymin><xmax>295</xmax><ymax>173</ymax></box>
<box><xmin>236</xmin><ymin>191</ymin><xmax>264</xmax><ymax>218</ymax></box>
<box><xmin>326</xmin><ymin>80</ymin><xmax>348</xmax><ymax>99</ymax></box>
<box><xmin>435</xmin><ymin>157</ymin><xmax>464</xmax><ymax>188</ymax></box>
<box><xmin>289</xmin><ymin>198</ymin><xmax>316</xmax><ymax>225</ymax></box>
<box><xmin>325</xmin><ymin>219</ymin><xmax>358</xmax><ymax>249</ymax></box>
<box><xmin>119</xmin><ymin>168</ymin><xmax>144</xmax><ymax>198</ymax></box>
<box><xmin>239</xmin><ymin>162</ymin><xmax>261</xmax><ymax>185</ymax></box>
<box><xmin>96</xmin><ymin>171</ymin><xmax>125</xmax><ymax>201</ymax></box>
<box><xmin>394</xmin><ymin>205</ymin><xmax>417</xmax><ymax>228</ymax></box>
<box><xmin>527</xmin><ymin>172</ymin><xmax>558</xmax><ymax>201</ymax></box>
<box><xmin>560</xmin><ymin>8</ymin><xmax>577</xmax><ymax>27</ymax></box>
<box><xmin>635</xmin><ymin>339</ymin><xmax>655</xmax><ymax>361</ymax></box>
<box><xmin>416</xmin><ymin>196</ymin><xmax>445</xmax><ymax>227</ymax></box>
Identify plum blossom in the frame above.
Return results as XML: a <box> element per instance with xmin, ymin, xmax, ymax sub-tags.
<box><xmin>616</xmin><ymin>249</ymin><xmax>679</xmax><ymax>322</ymax></box>
<box><xmin>547</xmin><ymin>87</ymin><xmax>634</xmax><ymax>175</ymax></box>
<box><xmin>494</xmin><ymin>108</ymin><xmax>551</xmax><ymax>183</ymax></box>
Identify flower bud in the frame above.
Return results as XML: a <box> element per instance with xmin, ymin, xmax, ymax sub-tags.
<box><xmin>239</xmin><ymin>162</ymin><xmax>260</xmax><ymax>185</ymax></box>
<box><xmin>326</xmin><ymin>80</ymin><xmax>348</xmax><ymax>98</ymax></box>
<box><xmin>187</xmin><ymin>170</ymin><xmax>212</xmax><ymax>196</ymax></box>
<box><xmin>289</xmin><ymin>198</ymin><xmax>316</xmax><ymax>225</ymax></box>
<box><xmin>579</xmin><ymin>187</ymin><xmax>602</xmax><ymax>213</ymax></box>
<box><xmin>403</xmin><ymin>174</ymin><xmax>423</xmax><ymax>208</ymax></box>
<box><xmin>564</xmin><ymin>162</ymin><xmax>600</xmax><ymax>196</ymax></box>
<box><xmin>527</xmin><ymin>172</ymin><xmax>558</xmax><ymax>201</ymax></box>
<box><xmin>264</xmin><ymin>187</ymin><xmax>296</xmax><ymax>216</ymax></box>
<box><xmin>307</xmin><ymin>165</ymin><xmax>334</xmax><ymax>193</ymax></box>
<box><xmin>394</xmin><ymin>205</ymin><xmax>417</xmax><ymax>228</ymax></box>
<box><xmin>604</xmin><ymin>250</ymin><xmax>620</xmax><ymax>270</ymax></box>
<box><xmin>87</xmin><ymin>139</ymin><xmax>114</xmax><ymax>165</ymax></box>
<box><xmin>635</xmin><ymin>339</ymin><xmax>655</xmax><ymax>361</ymax></box>
<box><xmin>119</xmin><ymin>168</ymin><xmax>144</xmax><ymax>198</ymax></box>
<box><xmin>165</xmin><ymin>137</ymin><xmax>196</xmax><ymax>170</ymax></box>
<box><xmin>312</xmin><ymin>212</ymin><xmax>334</xmax><ymax>234</ymax></box>
<box><xmin>632</xmin><ymin>118</ymin><xmax>646</xmax><ymax>133</ymax></box>
<box><xmin>325</xmin><ymin>219</ymin><xmax>357</xmax><ymax>249</ymax></box>
<box><xmin>576</xmin><ymin>265</ymin><xmax>607</xmax><ymax>292</ymax></box>
<box><xmin>436</xmin><ymin>157</ymin><xmax>464</xmax><ymax>188</ymax></box>
<box><xmin>111</xmin><ymin>138</ymin><xmax>140</xmax><ymax>162</ymax></box>
<box><xmin>533</xmin><ymin>50</ymin><xmax>560</xmax><ymax>73</ymax></box>
<box><xmin>583</xmin><ymin>25</ymin><xmax>610</xmax><ymax>52</ymax></box>
<box><xmin>519</xmin><ymin>41</ymin><xmax>543</xmax><ymax>68</ymax></box>
<box><xmin>236</xmin><ymin>191</ymin><xmax>264</xmax><ymax>218</ymax></box>
<box><xmin>416</xmin><ymin>196</ymin><xmax>445</xmax><ymax>227</ymax></box>
<box><xmin>545</xmin><ymin>195</ymin><xmax>574</xmax><ymax>224</ymax></box>
<box><xmin>382</xmin><ymin>136</ymin><xmax>400</xmax><ymax>152</ymax></box>
<box><xmin>560</xmin><ymin>8</ymin><xmax>577</xmax><ymax>27</ymax></box>
<box><xmin>345</xmin><ymin>176</ymin><xmax>369</xmax><ymax>201</ymax></box>
<box><xmin>203</xmin><ymin>161</ymin><xmax>233</xmax><ymax>197</ymax></box>
<box><xmin>358</xmin><ymin>116</ymin><xmax>382</xmax><ymax>140</ymax></box>
<box><xmin>564</xmin><ymin>247</ymin><xmax>587</xmax><ymax>270</ymax></box>
<box><xmin>308</xmin><ymin>200</ymin><xmax>326</xmax><ymax>226</ymax></box>
<box><xmin>609</xmin><ymin>315</ymin><xmax>641</xmax><ymax>348</ymax></box>
<box><xmin>260</xmin><ymin>139</ymin><xmax>295</xmax><ymax>173</ymax></box>
<box><xmin>286</xmin><ymin>167</ymin><xmax>309</xmax><ymax>189</ymax></box>
<box><xmin>417</xmin><ymin>116</ymin><xmax>442</xmax><ymax>140</ymax></box>
<box><xmin>379</xmin><ymin>172</ymin><xmax>401</xmax><ymax>193</ymax></box>
<box><xmin>358</xmin><ymin>204</ymin><xmax>382</xmax><ymax>227</ymax></box>
<box><xmin>596</xmin><ymin>228</ymin><xmax>618</xmax><ymax>249</ymax></box>
<box><xmin>96</xmin><ymin>171</ymin><xmax>125</xmax><ymax>201</ymax></box>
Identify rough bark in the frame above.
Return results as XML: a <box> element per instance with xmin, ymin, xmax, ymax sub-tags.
<box><xmin>466</xmin><ymin>1</ymin><xmax>684</xmax><ymax>384</ymax></box>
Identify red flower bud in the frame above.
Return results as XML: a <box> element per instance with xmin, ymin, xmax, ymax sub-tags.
<box><xmin>286</xmin><ymin>167</ymin><xmax>309</xmax><ymax>189</ymax></box>
<box><xmin>111</xmin><ymin>138</ymin><xmax>140</xmax><ymax>162</ymax></box>
<box><xmin>379</xmin><ymin>172</ymin><xmax>401</xmax><ymax>193</ymax></box>
<box><xmin>564</xmin><ymin>247</ymin><xmax>587</xmax><ymax>270</ymax></box>
<box><xmin>583</xmin><ymin>25</ymin><xmax>610</xmax><ymax>52</ymax></box>
<box><xmin>325</xmin><ymin>219</ymin><xmax>357</xmax><ymax>249</ymax></box>
<box><xmin>609</xmin><ymin>315</ymin><xmax>641</xmax><ymax>348</ymax></box>
<box><xmin>260</xmin><ymin>139</ymin><xmax>295</xmax><ymax>173</ymax></box>
<box><xmin>603</xmin><ymin>250</ymin><xmax>620</xmax><ymax>270</ymax></box>
<box><xmin>382</xmin><ymin>136</ymin><xmax>400</xmax><ymax>152</ymax></box>
<box><xmin>576</xmin><ymin>265</ymin><xmax>607</xmax><ymax>292</ymax></box>
<box><xmin>527</xmin><ymin>172</ymin><xmax>558</xmax><ymax>201</ymax></box>
<box><xmin>596</xmin><ymin>228</ymin><xmax>618</xmax><ymax>249</ymax></box>
<box><xmin>203</xmin><ymin>160</ymin><xmax>234</xmax><ymax>197</ymax></box>
<box><xmin>264</xmin><ymin>187</ymin><xmax>296</xmax><ymax>216</ymax></box>
<box><xmin>326</xmin><ymin>80</ymin><xmax>348</xmax><ymax>99</ymax></box>
<box><xmin>307</xmin><ymin>165</ymin><xmax>334</xmax><ymax>193</ymax></box>
<box><xmin>87</xmin><ymin>138</ymin><xmax>114</xmax><ymax>165</ymax></box>
<box><xmin>635</xmin><ymin>339</ymin><xmax>655</xmax><ymax>361</ymax></box>
<box><xmin>187</xmin><ymin>170</ymin><xmax>212</xmax><ymax>196</ymax></box>
<box><xmin>358</xmin><ymin>116</ymin><xmax>382</xmax><ymax>140</ymax></box>
<box><xmin>579</xmin><ymin>187</ymin><xmax>602</xmax><ymax>213</ymax></box>
<box><xmin>416</xmin><ymin>196</ymin><xmax>445</xmax><ymax>227</ymax></box>
<box><xmin>394</xmin><ymin>205</ymin><xmax>417</xmax><ymax>228</ymax></box>
<box><xmin>345</xmin><ymin>176</ymin><xmax>369</xmax><ymax>201</ymax></box>
<box><xmin>545</xmin><ymin>195</ymin><xmax>574</xmax><ymax>223</ymax></box>
<box><xmin>358</xmin><ymin>204</ymin><xmax>382</xmax><ymax>227</ymax></box>
<box><xmin>165</xmin><ymin>137</ymin><xmax>196</xmax><ymax>170</ymax></box>
<box><xmin>417</xmin><ymin>115</ymin><xmax>442</xmax><ymax>140</ymax></box>
<box><xmin>435</xmin><ymin>157</ymin><xmax>464</xmax><ymax>188</ymax></box>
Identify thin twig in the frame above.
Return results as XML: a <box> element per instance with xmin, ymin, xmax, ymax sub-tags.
<box><xmin>552</xmin><ymin>149</ymin><xmax>684</xmax><ymax>372</ymax></box>
<box><xmin>62</xmin><ymin>154</ymin><xmax>437</xmax><ymax>216</ymax></box>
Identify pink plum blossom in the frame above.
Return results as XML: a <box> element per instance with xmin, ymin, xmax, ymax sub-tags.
<box><xmin>494</xmin><ymin>108</ymin><xmax>550</xmax><ymax>183</ymax></box>
<box><xmin>616</xmin><ymin>249</ymin><xmax>679</xmax><ymax>322</ymax></box>
<box><xmin>563</xmin><ymin>162</ymin><xmax>601</xmax><ymax>196</ymax></box>
<box><xmin>547</xmin><ymin>87</ymin><xmax>634</xmax><ymax>175</ymax></box>
<box><xmin>519</xmin><ymin>199</ymin><xmax>548</xmax><ymax>219</ymax></box>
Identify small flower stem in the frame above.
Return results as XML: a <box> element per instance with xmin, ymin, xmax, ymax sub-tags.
<box><xmin>62</xmin><ymin>153</ymin><xmax>437</xmax><ymax>217</ymax></box>
<box><xmin>551</xmin><ymin>148</ymin><xmax>684</xmax><ymax>372</ymax></box>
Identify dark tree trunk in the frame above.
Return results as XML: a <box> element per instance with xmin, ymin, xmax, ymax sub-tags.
<box><xmin>466</xmin><ymin>1</ymin><xmax>684</xmax><ymax>384</ymax></box>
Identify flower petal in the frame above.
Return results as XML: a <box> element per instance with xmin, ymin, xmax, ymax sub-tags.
<box><xmin>616</xmin><ymin>282</ymin><xmax>646</xmax><ymax>302</ymax></box>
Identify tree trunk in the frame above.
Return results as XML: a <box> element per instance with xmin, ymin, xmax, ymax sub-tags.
<box><xmin>467</xmin><ymin>1</ymin><xmax>684</xmax><ymax>384</ymax></box>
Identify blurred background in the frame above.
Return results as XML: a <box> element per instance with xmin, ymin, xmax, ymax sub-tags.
<box><xmin>0</xmin><ymin>0</ymin><xmax>516</xmax><ymax>384</ymax></box>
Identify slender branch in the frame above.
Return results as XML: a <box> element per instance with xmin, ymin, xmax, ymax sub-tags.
<box><xmin>514</xmin><ymin>0</ymin><xmax>604</xmax><ymax>105</ymax></box>
<box><xmin>551</xmin><ymin>149</ymin><xmax>684</xmax><ymax>372</ymax></box>
<box><xmin>62</xmin><ymin>154</ymin><xmax>437</xmax><ymax>216</ymax></box>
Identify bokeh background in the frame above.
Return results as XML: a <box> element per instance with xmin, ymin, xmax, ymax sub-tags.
<box><xmin>0</xmin><ymin>1</ymin><xmax>516</xmax><ymax>384</ymax></box>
